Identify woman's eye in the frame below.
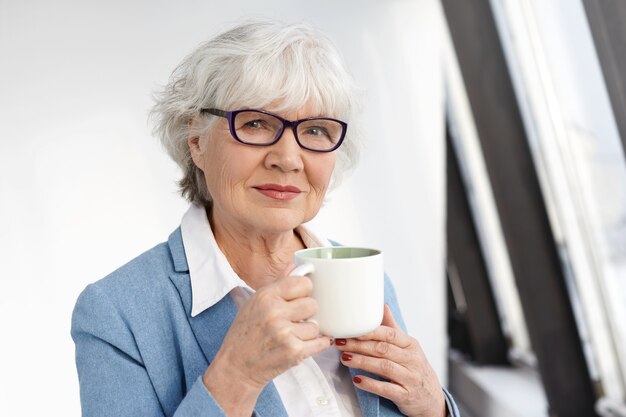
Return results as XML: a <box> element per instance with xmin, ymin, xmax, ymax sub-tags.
<box><xmin>306</xmin><ymin>126</ymin><xmax>329</xmax><ymax>137</ymax></box>
<box><xmin>244</xmin><ymin>120</ymin><xmax>263</xmax><ymax>129</ymax></box>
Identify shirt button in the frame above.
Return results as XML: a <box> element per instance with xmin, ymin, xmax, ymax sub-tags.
<box><xmin>316</xmin><ymin>397</ymin><xmax>330</xmax><ymax>406</ymax></box>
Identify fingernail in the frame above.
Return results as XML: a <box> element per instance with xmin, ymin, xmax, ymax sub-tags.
<box><xmin>353</xmin><ymin>376</ymin><xmax>362</xmax><ymax>384</ymax></box>
<box><xmin>335</xmin><ymin>338</ymin><xmax>347</xmax><ymax>346</ymax></box>
<box><xmin>341</xmin><ymin>353</ymin><xmax>352</xmax><ymax>361</ymax></box>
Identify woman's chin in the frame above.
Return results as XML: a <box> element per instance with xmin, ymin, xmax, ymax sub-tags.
<box><xmin>249</xmin><ymin>209</ymin><xmax>310</xmax><ymax>233</ymax></box>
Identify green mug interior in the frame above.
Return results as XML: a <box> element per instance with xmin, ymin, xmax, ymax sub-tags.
<box><xmin>297</xmin><ymin>247</ymin><xmax>380</xmax><ymax>260</ymax></box>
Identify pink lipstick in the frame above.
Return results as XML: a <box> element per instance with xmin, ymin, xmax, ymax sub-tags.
<box><xmin>254</xmin><ymin>184</ymin><xmax>302</xmax><ymax>201</ymax></box>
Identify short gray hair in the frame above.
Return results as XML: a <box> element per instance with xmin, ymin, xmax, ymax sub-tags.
<box><xmin>150</xmin><ymin>20</ymin><xmax>363</xmax><ymax>206</ymax></box>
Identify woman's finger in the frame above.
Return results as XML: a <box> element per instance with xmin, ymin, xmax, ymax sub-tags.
<box><xmin>336</xmin><ymin>339</ymin><xmax>415</xmax><ymax>365</ymax></box>
<box><xmin>299</xmin><ymin>336</ymin><xmax>333</xmax><ymax>359</ymax></box>
<box><xmin>291</xmin><ymin>320</ymin><xmax>321</xmax><ymax>341</ymax></box>
<box><xmin>352</xmin><ymin>324</ymin><xmax>413</xmax><ymax>349</ymax></box>
<box><xmin>350</xmin><ymin>374</ymin><xmax>408</xmax><ymax>405</ymax></box>
<box><xmin>284</xmin><ymin>296</ymin><xmax>318</xmax><ymax>321</ymax></box>
<box><xmin>273</xmin><ymin>275</ymin><xmax>313</xmax><ymax>301</ymax></box>
<box><xmin>381</xmin><ymin>304</ymin><xmax>401</xmax><ymax>330</ymax></box>
<box><xmin>355</xmin><ymin>305</ymin><xmax>410</xmax><ymax>344</ymax></box>
<box><xmin>340</xmin><ymin>351</ymin><xmax>415</xmax><ymax>384</ymax></box>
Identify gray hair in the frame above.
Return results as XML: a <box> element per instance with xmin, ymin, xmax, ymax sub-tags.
<box><xmin>150</xmin><ymin>20</ymin><xmax>363</xmax><ymax>206</ymax></box>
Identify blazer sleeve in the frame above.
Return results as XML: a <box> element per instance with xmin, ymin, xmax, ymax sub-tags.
<box><xmin>71</xmin><ymin>283</ymin><xmax>227</xmax><ymax>417</ymax></box>
<box><xmin>383</xmin><ymin>275</ymin><xmax>462</xmax><ymax>417</ymax></box>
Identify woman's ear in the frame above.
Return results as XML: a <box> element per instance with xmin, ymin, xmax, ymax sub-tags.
<box><xmin>188</xmin><ymin>116</ymin><xmax>205</xmax><ymax>169</ymax></box>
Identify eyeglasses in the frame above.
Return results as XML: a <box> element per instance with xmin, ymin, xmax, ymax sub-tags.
<box><xmin>200</xmin><ymin>108</ymin><xmax>347</xmax><ymax>152</ymax></box>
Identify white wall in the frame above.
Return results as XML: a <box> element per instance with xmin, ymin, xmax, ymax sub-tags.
<box><xmin>0</xmin><ymin>1</ymin><xmax>445</xmax><ymax>415</ymax></box>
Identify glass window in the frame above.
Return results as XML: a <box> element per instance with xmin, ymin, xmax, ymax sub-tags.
<box><xmin>444</xmin><ymin>18</ymin><xmax>533</xmax><ymax>365</ymax></box>
<box><xmin>490</xmin><ymin>0</ymin><xmax>626</xmax><ymax>405</ymax></box>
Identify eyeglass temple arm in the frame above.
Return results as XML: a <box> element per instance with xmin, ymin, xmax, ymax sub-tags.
<box><xmin>200</xmin><ymin>108</ymin><xmax>227</xmax><ymax>118</ymax></box>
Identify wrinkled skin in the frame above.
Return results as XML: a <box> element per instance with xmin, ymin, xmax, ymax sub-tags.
<box><xmin>336</xmin><ymin>305</ymin><xmax>447</xmax><ymax>417</ymax></box>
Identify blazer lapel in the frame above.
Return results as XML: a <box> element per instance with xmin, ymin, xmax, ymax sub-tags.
<box><xmin>167</xmin><ymin>228</ymin><xmax>288</xmax><ymax>417</ymax></box>
<box><xmin>255</xmin><ymin>384</ymin><xmax>288</xmax><ymax>417</ymax></box>
<box><xmin>350</xmin><ymin>368</ymin><xmax>380</xmax><ymax>417</ymax></box>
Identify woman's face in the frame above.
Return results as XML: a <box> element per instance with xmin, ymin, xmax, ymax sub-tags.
<box><xmin>189</xmin><ymin>103</ymin><xmax>337</xmax><ymax>234</ymax></box>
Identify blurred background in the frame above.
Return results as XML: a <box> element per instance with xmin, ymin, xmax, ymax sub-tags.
<box><xmin>0</xmin><ymin>1</ymin><xmax>625</xmax><ymax>416</ymax></box>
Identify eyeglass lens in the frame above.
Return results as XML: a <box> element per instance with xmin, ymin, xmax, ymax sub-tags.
<box><xmin>233</xmin><ymin>111</ymin><xmax>343</xmax><ymax>151</ymax></box>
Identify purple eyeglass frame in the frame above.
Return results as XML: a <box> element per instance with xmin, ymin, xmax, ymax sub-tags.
<box><xmin>200</xmin><ymin>108</ymin><xmax>347</xmax><ymax>152</ymax></box>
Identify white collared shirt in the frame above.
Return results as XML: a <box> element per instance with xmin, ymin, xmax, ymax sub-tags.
<box><xmin>180</xmin><ymin>204</ymin><xmax>363</xmax><ymax>417</ymax></box>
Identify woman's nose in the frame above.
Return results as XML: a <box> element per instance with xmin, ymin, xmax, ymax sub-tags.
<box><xmin>263</xmin><ymin>127</ymin><xmax>304</xmax><ymax>172</ymax></box>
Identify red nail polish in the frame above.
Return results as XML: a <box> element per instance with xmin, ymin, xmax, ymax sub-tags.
<box><xmin>341</xmin><ymin>353</ymin><xmax>352</xmax><ymax>361</ymax></box>
<box><xmin>353</xmin><ymin>376</ymin><xmax>362</xmax><ymax>384</ymax></box>
<box><xmin>335</xmin><ymin>338</ymin><xmax>347</xmax><ymax>346</ymax></box>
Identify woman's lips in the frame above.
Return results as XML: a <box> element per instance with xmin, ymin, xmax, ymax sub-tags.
<box><xmin>253</xmin><ymin>184</ymin><xmax>302</xmax><ymax>201</ymax></box>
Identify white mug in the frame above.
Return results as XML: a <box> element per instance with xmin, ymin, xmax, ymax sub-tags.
<box><xmin>291</xmin><ymin>246</ymin><xmax>384</xmax><ymax>338</ymax></box>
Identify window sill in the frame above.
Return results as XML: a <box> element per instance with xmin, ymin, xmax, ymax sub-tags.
<box><xmin>448</xmin><ymin>351</ymin><xmax>548</xmax><ymax>417</ymax></box>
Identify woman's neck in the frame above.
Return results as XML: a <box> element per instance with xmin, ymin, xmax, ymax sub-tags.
<box><xmin>208</xmin><ymin>207</ymin><xmax>306</xmax><ymax>290</ymax></box>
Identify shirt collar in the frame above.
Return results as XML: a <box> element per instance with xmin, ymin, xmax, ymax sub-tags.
<box><xmin>180</xmin><ymin>203</ymin><xmax>331</xmax><ymax>317</ymax></box>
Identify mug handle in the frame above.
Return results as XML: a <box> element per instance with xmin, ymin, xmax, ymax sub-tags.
<box><xmin>290</xmin><ymin>263</ymin><xmax>315</xmax><ymax>276</ymax></box>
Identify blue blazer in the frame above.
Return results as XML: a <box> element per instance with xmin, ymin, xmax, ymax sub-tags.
<box><xmin>72</xmin><ymin>228</ymin><xmax>458</xmax><ymax>416</ymax></box>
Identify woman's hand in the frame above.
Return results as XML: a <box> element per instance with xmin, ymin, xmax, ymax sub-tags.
<box><xmin>335</xmin><ymin>305</ymin><xmax>447</xmax><ymax>417</ymax></box>
<box><xmin>202</xmin><ymin>273</ymin><xmax>332</xmax><ymax>416</ymax></box>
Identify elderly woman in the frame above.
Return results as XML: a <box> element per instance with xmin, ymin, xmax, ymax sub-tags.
<box><xmin>71</xmin><ymin>21</ymin><xmax>459</xmax><ymax>417</ymax></box>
